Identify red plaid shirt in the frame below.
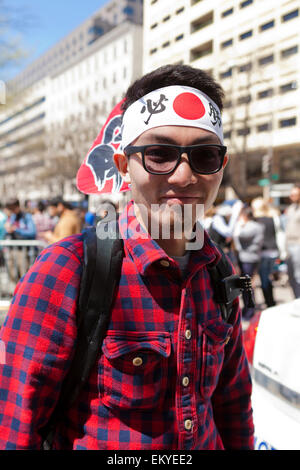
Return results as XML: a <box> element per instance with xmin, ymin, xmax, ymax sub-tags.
<box><xmin>0</xmin><ymin>201</ymin><xmax>254</xmax><ymax>450</ymax></box>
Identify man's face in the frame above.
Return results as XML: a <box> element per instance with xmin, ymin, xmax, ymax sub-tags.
<box><xmin>48</xmin><ymin>205</ymin><xmax>57</xmax><ymax>217</ymax></box>
<box><xmin>116</xmin><ymin>125</ymin><xmax>227</xmax><ymax>237</ymax></box>
<box><xmin>290</xmin><ymin>187</ymin><xmax>300</xmax><ymax>204</ymax></box>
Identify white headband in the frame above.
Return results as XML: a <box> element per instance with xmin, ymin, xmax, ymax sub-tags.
<box><xmin>121</xmin><ymin>85</ymin><xmax>224</xmax><ymax>149</ymax></box>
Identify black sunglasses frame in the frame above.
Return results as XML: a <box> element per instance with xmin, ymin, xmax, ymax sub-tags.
<box><xmin>124</xmin><ymin>143</ymin><xmax>227</xmax><ymax>175</ymax></box>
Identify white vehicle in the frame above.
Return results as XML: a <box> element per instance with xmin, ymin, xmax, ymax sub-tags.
<box><xmin>244</xmin><ymin>299</ymin><xmax>300</xmax><ymax>450</ymax></box>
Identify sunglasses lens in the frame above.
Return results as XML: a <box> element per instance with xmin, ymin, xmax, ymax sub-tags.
<box><xmin>190</xmin><ymin>146</ymin><xmax>223</xmax><ymax>174</ymax></box>
<box><xmin>144</xmin><ymin>146</ymin><xmax>179</xmax><ymax>174</ymax></box>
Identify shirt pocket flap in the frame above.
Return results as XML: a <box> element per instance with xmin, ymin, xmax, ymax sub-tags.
<box><xmin>102</xmin><ymin>330</ymin><xmax>172</xmax><ymax>360</ymax></box>
<box><xmin>202</xmin><ymin>319</ymin><xmax>233</xmax><ymax>347</ymax></box>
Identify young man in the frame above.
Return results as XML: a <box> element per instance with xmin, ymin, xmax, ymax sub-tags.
<box><xmin>43</xmin><ymin>197</ymin><xmax>82</xmax><ymax>244</ymax></box>
<box><xmin>0</xmin><ymin>65</ymin><xmax>254</xmax><ymax>450</ymax></box>
<box><xmin>3</xmin><ymin>199</ymin><xmax>36</xmax><ymax>284</ymax></box>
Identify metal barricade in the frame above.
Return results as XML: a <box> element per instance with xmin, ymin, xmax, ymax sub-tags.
<box><xmin>0</xmin><ymin>240</ymin><xmax>47</xmax><ymax>300</ymax></box>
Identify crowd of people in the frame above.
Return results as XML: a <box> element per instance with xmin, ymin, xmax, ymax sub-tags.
<box><xmin>1</xmin><ymin>184</ymin><xmax>300</xmax><ymax>311</ymax></box>
<box><xmin>0</xmin><ymin>197</ymin><xmax>95</xmax><ymax>286</ymax></box>
<box><xmin>205</xmin><ymin>183</ymin><xmax>300</xmax><ymax>319</ymax></box>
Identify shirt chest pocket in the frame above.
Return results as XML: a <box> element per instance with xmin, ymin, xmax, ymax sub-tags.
<box><xmin>200</xmin><ymin>319</ymin><xmax>233</xmax><ymax>400</ymax></box>
<box><xmin>99</xmin><ymin>331</ymin><xmax>171</xmax><ymax>410</ymax></box>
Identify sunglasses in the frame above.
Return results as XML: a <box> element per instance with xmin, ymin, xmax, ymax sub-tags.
<box><xmin>124</xmin><ymin>143</ymin><xmax>227</xmax><ymax>175</ymax></box>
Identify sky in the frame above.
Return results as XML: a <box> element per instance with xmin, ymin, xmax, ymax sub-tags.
<box><xmin>2</xmin><ymin>0</ymin><xmax>109</xmax><ymax>79</ymax></box>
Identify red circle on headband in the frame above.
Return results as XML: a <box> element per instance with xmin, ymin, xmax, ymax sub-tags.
<box><xmin>173</xmin><ymin>93</ymin><xmax>206</xmax><ymax>120</ymax></box>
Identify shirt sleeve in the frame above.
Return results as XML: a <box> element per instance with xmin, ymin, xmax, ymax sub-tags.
<box><xmin>212</xmin><ymin>300</ymin><xmax>255</xmax><ymax>450</ymax></box>
<box><xmin>0</xmin><ymin>239</ymin><xmax>82</xmax><ymax>450</ymax></box>
<box><xmin>14</xmin><ymin>214</ymin><xmax>37</xmax><ymax>239</ymax></box>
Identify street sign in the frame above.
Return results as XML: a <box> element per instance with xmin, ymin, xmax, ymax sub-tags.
<box><xmin>258</xmin><ymin>178</ymin><xmax>270</xmax><ymax>187</ymax></box>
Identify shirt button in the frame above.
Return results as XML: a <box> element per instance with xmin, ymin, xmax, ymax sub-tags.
<box><xmin>185</xmin><ymin>329</ymin><xmax>192</xmax><ymax>340</ymax></box>
<box><xmin>182</xmin><ymin>376</ymin><xmax>189</xmax><ymax>387</ymax></box>
<box><xmin>160</xmin><ymin>260</ymin><xmax>170</xmax><ymax>267</ymax></box>
<box><xmin>184</xmin><ymin>419</ymin><xmax>193</xmax><ymax>431</ymax></box>
<box><xmin>132</xmin><ymin>357</ymin><xmax>143</xmax><ymax>366</ymax></box>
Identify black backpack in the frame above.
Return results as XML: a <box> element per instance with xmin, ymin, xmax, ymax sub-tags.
<box><xmin>41</xmin><ymin>218</ymin><xmax>254</xmax><ymax>449</ymax></box>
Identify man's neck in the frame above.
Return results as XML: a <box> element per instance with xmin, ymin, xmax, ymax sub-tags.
<box><xmin>155</xmin><ymin>236</ymin><xmax>187</xmax><ymax>257</ymax></box>
<box><xmin>133</xmin><ymin>203</ymin><xmax>189</xmax><ymax>257</ymax></box>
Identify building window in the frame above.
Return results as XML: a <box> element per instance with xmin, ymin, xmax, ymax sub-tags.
<box><xmin>219</xmin><ymin>68</ymin><xmax>232</xmax><ymax>79</ymax></box>
<box><xmin>221</xmin><ymin>39</ymin><xmax>233</xmax><ymax>48</ymax></box>
<box><xmin>176</xmin><ymin>7</ymin><xmax>185</xmax><ymax>14</ymax></box>
<box><xmin>258</xmin><ymin>88</ymin><xmax>273</xmax><ymax>99</ymax></box>
<box><xmin>239</xmin><ymin>30</ymin><xmax>253</xmax><ymax>40</ymax></box>
<box><xmin>223</xmin><ymin>100</ymin><xmax>233</xmax><ymax>109</ymax></box>
<box><xmin>282</xmin><ymin>9</ymin><xmax>299</xmax><ymax>22</ymax></box>
<box><xmin>190</xmin><ymin>41</ymin><xmax>213</xmax><ymax>61</ymax></box>
<box><xmin>191</xmin><ymin>12</ymin><xmax>213</xmax><ymax>33</ymax></box>
<box><xmin>175</xmin><ymin>34</ymin><xmax>184</xmax><ymax>41</ymax></box>
<box><xmin>257</xmin><ymin>123</ymin><xmax>270</xmax><ymax>133</ymax></box>
<box><xmin>258</xmin><ymin>54</ymin><xmax>274</xmax><ymax>66</ymax></box>
<box><xmin>238</xmin><ymin>94</ymin><xmax>251</xmax><ymax>104</ymax></box>
<box><xmin>162</xmin><ymin>41</ymin><xmax>170</xmax><ymax>48</ymax></box>
<box><xmin>280</xmin><ymin>82</ymin><xmax>297</xmax><ymax>93</ymax></box>
<box><xmin>150</xmin><ymin>23</ymin><xmax>158</xmax><ymax>29</ymax></box>
<box><xmin>281</xmin><ymin>45</ymin><xmax>298</xmax><ymax>59</ymax></box>
<box><xmin>237</xmin><ymin>127</ymin><xmax>251</xmax><ymax>136</ymax></box>
<box><xmin>123</xmin><ymin>6</ymin><xmax>134</xmax><ymax>15</ymax></box>
<box><xmin>240</xmin><ymin>0</ymin><xmax>253</xmax><ymax>8</ymax></box>
<box><xmin>279</xmin><ymin>117</ymin><xmax>296</xmax><ymax>127</ymax></box>
<box><xmin>150</xmin><ymin>48</ymin><xmax>157</xmax><ymax>55</ymax></box>
<box><xmin>224</xmin><ymin>131</ymin><xmax>232</xmax><ymax>139</ymax></box>
<box><xmin>222</xmin><ymin>8</ymin><xmax>234</xmax><ymax>17</ymax></box>
<box><xmin>260</xmin><ymin>20</ymin><xmax>275</xmax><ymax>32</ymax></box>
<box><xmin>239</xmin><ymin>62</ymin><xmax>252</xmax><ymax>72</ymax></box>
<box><xmin>163</xmin><ymin>15</ymin><xmax>171</xmax><ymax>22</ymax></box>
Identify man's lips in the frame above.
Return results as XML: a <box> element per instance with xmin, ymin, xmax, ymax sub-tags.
<box><xmin>160</xmin><ymin>195</ymin><xmax>201</xmax><ymax>204</ymax></box>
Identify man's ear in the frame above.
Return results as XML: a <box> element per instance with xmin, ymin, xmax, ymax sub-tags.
<box><xmin>222</xmin><ymin>154</ymin><xmax>229</xmax><ymax>169</ymax></box>
<box><xmin>113</xmin><ymin>153</ymin><xmax>131</xmax><ymax>183</ymax></box>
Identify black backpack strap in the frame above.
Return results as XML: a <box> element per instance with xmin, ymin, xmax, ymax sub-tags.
<box><xmin>207</xmin><ymin>244</ymin><xmax>255</xmax><ymax>323</ymax></box>
<box><xmin>40</xmin><ymin>218</ymin><xmax>124</xmax><ymax>449</ymax></box>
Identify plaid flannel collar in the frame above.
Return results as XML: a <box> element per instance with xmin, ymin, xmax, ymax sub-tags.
<box><xmin>119</xmin><ymin>200</ymin><xmax>221</xmax><ymax>277</ymax></box>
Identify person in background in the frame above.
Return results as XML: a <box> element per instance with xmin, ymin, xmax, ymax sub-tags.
<box><xmin>284</xmin><ymin>184</ymin><xmax>300</xmax><ymax>298</ymax></box>
<box><xmin>3</xmin><ymin>198</ymin><xmax>36</xmax><ymax>283</ymax></box>
<box><xmin>4</xmin><ymin>198</ymin><xmax>36</xmax><ymax>241</ymax></box>
<box><xmin>83</xmin><ymin>210</ymin><xmax>96</xmax><ymax>229</ymax></box>
<box><xmin>0</xmin><ymin>203</ymin><xmax>7</xmax><ymax>267</ymax></box>
<box><xmin>233</xmin><ymin>206</ymin><xmax>264</xmax><ymax>319</ymax></box>
<box><xmin>208</xmin><ymin>200</ymin><xmax>243</xmax><ymax>265</ymax></box>
<box><xmin>47</xmin><ymin>199</ymin><xmax>60</xmax><ymax>227</ymax></box>
<box><xmin>251</xmin><ymin>197</ymin><xmax>281</xmax><ymax>308</ymax></box>
<box><xmin>43</xmin><ymin>197</ymin><xmax>82</xmax><ymax>244</ymax></box>
<box><xmin>32</xmin><ymin>201</ymin><xmax>56</xmax><ymax>243</ymax></box>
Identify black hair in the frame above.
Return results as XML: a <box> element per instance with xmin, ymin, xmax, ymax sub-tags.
<box><xmin>240</xmin><ymin>206</ymin><xmax>254</xmax><ymax>220</ymax></box>
<box><xmin>48</xmin><ymin>197</ymin><xmax>73</xmax><ymax>210</ymax></box>
<box><xmin>5</xmin><ymin>198</ymin><xmax>20</xmax><ymax>209</ymax></box>
<box><xmin>37</xmin><ymin>201</ymin><xmax>46</xmax><ymax>212</ymax></box>
<box><xmin>122</xmin><ymin>64</ymin><xmax>225</xmax><ymax>113</ymax></box>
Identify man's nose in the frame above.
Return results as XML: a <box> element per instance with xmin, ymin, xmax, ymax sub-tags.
<box><xmin>167</xmin><ymin>153</ymin><xmax>197</xmax><ymax>186</ymax></box>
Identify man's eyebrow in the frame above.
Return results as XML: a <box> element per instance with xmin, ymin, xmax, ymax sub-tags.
<box><xmin>142</xmin><ymin>133</ymin><xmax>220</xmax><ymax>145</ymax></box>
